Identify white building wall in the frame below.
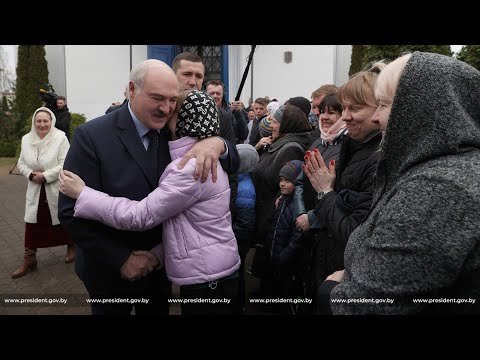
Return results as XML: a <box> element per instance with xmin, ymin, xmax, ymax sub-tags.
<box><xmin>335</xmin><ymin>45</ymin><xmax>352</xmax><ymax>86</ymax></box>
<box><xmin>229</xmin><ymin>45</ymin><xmax>344</xmax><ymax>106</ymax></box>
<box><xmin>132</xmin><ymin>45</ymin><xmax>147</xmax><ymax>68</ymax></box>
<box><xmin>45</xmin><ymin>45</ymin><xmax>350</xmax><ymax>121</ymax></box>
<box><xmin>227</xmin><ymin>45</ymin><xmax>242</xmax><ymax>103</ymax></box>
<box><xmin>45</xmin><ymin>45</ymin><xmax>66</xmax><ymax>97</ymax></box>
<box><xmin>64</xmin><ymin>45</ymin><xmax>147</xmax><ymax>121</ymax></box>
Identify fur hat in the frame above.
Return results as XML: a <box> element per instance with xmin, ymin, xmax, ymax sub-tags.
<box><xmin>176</xmin><ymin>90</ymin><xmax>220</xmax><ymax>140</ymax></box>
<box><xmin>279</xmin><ymin>160</ymin><xmax>303</xmax><ymax>183</ymax></box>
<box><xmin>259</xmin><ymin>115</ymin><xmax>273</xmax><ymax>137</ymax></box>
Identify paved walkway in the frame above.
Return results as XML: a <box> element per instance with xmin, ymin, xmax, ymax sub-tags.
<box><xmin>0</xmin><ymin>164</ymin><xmax>90</xmax><ymax>314</ymax></box>
<box><xmin>0</xmin><ymin>163</ymin><xmax>261</xmax><ymax>315</ymax></box>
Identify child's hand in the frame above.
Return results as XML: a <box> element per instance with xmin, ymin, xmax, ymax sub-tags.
<box><xmin>59</xmin><ymin>170</ymin><xmax>86</xmax><ymax>199</ymax></box>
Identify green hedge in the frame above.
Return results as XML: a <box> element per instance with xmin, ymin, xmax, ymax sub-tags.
<box><xmin>0</xmin><ymin>139</ymin><xmax>18</xmax><ymax>157</ymax></box>
<box><xmin>69</xmin><ymin>113</ymin><xmax>87</xmax><ymax>139</ymax></box>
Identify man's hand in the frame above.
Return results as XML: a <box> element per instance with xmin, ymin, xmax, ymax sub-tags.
<box><xmin>132</xmin><ymin>250</ymin><xmax>160</xmax><ymax>269</ymax></box>
<box><xmin>120</xmin><ymin>252</ymin><xmax>157</xmax><ymax>281</ymax></box>
<box><xmin>177</xmin><ymin>136</ymin><xmax>225</xmax><ymax>183</ymax></box>
<box><xmin>230</xmin><ymin>101</ymin><xmax>243</xmax><ymax>111</ymax></box>
<box><xmin>295</xmin><ymin>214</ymin><xmax>311</xmax><ymax>232</ymax></box>
<box><xmin>59</xmin><ymin>170</ymin><xmax>86</xmax><ymax>199</ymax></box>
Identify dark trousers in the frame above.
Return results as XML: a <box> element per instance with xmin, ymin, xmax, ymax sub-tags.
<box><xmin>260</xmin><ymin>268</ymin><xmax>304</xmax><ymax>315</ymax></box>
<box><xmin>236</xmin><ymin>237</ymin><xmax>252</xmax><ymax>314</ymax></box>
<box><xmin>84</xmin><ymin>268</ymin><xmax>171</xmax><ymax>315</ymax></box>
<box><xmin>180</xmin><ymin>275</ymin><xmax>240</xmax><ymax>315</ymax></box>
<box><xmin>315</xmin><ymin>280</ymin><xmax>338</xmax><ymax>315</ymax></box>
<box><xmin>237</xmin><ymin>254</ymin><xmax>248</xmax><ymax>313</ymax></box>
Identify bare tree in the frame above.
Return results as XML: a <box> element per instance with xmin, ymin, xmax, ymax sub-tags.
<box><xmin>0</xmin><ymin>45</ymin><xmax>16</xmax><ymax>93</ymax></box>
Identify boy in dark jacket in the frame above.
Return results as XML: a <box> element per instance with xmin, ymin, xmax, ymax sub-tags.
<box><xmin>262</xmin><ymin>160</ymin><xmax>305</xmax><ymax>314</ymax></box>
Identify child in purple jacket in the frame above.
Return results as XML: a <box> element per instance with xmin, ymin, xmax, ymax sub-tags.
<box><xmin>60</xmin><ymin>90</ymin><xmax>240</xmax><ymax>314</ymax></box>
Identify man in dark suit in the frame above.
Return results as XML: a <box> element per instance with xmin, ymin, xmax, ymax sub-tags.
<box><xmin>105</xmin><ymin>87</ymin><xmax>128</xmax><ymax>114</ymax></box>
<box><xmin>105</xmin><ymin>98</ymin><xmax>127</xmax><ymax>114</ymax></box>
<box><xmin>172</xmin><ymin>52</ymin><xmax>238</xmax><ymax>144</ymax></box>
<box><xmin>172</xmin><ymin>52</ymin><xmax>241</xmax><ymax>218</ymax></box>
<box><xmin>58</xmin><ymin>59</ymin><xmax>239</xmax><ymax>315</ymax></box>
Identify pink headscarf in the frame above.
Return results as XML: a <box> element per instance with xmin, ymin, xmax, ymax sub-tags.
<box><xmin>320</xmin><ymin>116</ymin><xmax>346</xmax><ymax>144</ymax></box>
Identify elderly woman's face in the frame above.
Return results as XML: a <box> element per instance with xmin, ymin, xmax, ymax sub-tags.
<box><xmin>34</xmin><ymin>111</ymin><xmax>52</xmax><ymax>139</ymax></box>
<box><xmin>271</xmin><ymin>116</ymin><xmax>280</xmax><ymax>139</ymax></box>
<box><xmin>371</xmin><ymin>99</ymin><xmax>391</xmax><ymax>132</ymax></box>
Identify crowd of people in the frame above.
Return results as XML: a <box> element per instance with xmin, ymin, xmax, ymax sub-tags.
<box><xmin>11</xmin><ymin>51</ymin><xmax>480</xmax><ymax>315</ymax></box>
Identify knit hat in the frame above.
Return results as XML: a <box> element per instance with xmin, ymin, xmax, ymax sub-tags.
<box><xmin>176</xmin><ymin>90</ymin><xmax>220</xmax><ymax>140</ymax></box>
<box><xmin>236</xmin><ymin>144</ymin><xmax>259</xmax><ymax>173</ymax></box>
<box><xmin>287</xmin><ymin>96</ymin><xmax>311</xmax><ymax>118</ymax></box>
<box><xmin>273</xmin><ymin>105</ymin><xmax>285</xmax><ymax>123</ymax></box>
<box><xmin>259</xmin><ymin>115</ymin><xmax>273</xmax><ymax>137</ymax></box>
<box><xmin>279</xmin><ymin>160</ymin><xmax>303</xmax><ymax>183</ymax></box>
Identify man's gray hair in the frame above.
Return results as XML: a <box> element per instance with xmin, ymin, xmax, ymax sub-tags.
<box><xmin>130</xmin><ymin>59</ymin><xmax>172</xmax><ymax>95</ymax></box>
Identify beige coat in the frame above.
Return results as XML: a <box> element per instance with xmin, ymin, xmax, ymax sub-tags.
<box><xmin>17</xmin><ymin>107</ymin><xmax>70</xmax><ymax>225</ymax></box>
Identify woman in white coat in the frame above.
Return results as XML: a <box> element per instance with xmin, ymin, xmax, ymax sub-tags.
<box><xmin>12</xmin><ymin>107</ymin><xmax>73</xmax><ymax>278</ymax></box>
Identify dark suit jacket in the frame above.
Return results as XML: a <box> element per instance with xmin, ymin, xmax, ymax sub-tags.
<box><xmin>58</xmin><ymin>105</ymin><xmax>239</xmax><ymax>288</ymax></box>
<box><xmin>218</xmin><ymin>107</ymin><xmax>236</xmax><ymax>145</ymax></box>
<box><xmin>218</xmin><ymin>107</ymin><xmax>239</xmax><ymax>219</ymax></box>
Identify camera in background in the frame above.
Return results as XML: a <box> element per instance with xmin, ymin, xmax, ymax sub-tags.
<box><xmin>39</xmin><ymin>85</ymin><xmax>58</xmax><ymax>112</ymax></box>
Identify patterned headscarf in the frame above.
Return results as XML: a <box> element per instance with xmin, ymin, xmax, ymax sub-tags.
<box><xmin>176</xmin><ymin>90</ymin><xmax>220</xmax><ymax>140</ymax></box>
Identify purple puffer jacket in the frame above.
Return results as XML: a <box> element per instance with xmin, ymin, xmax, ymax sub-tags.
<box><xmin>73</xmin><ymin>136</ymin><xmax>240</xmax><ymax>285</ymax></box>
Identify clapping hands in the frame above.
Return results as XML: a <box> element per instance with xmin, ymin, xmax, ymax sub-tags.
<box><xmin>303</xmin><ymin>149</ymin><xmax>336</xmax><ymax>194</ymax></box>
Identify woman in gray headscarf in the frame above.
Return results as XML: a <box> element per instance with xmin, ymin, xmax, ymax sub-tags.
<box><xmin>307</xmin><ymin>52</ymin><xmax>480</xmax><ymax>314</ymax></box>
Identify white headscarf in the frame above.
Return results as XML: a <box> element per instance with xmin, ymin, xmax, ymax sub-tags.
<box><xmin>29</xmin><ymin>107</ymin><xmax>64</xmax><ymax>151</ymax></box>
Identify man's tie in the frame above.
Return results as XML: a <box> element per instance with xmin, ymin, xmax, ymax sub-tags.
<box><xmin>146</xmin><ymin>130</ymin><xmax>160</xmax><ymax>185</ymax></box>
